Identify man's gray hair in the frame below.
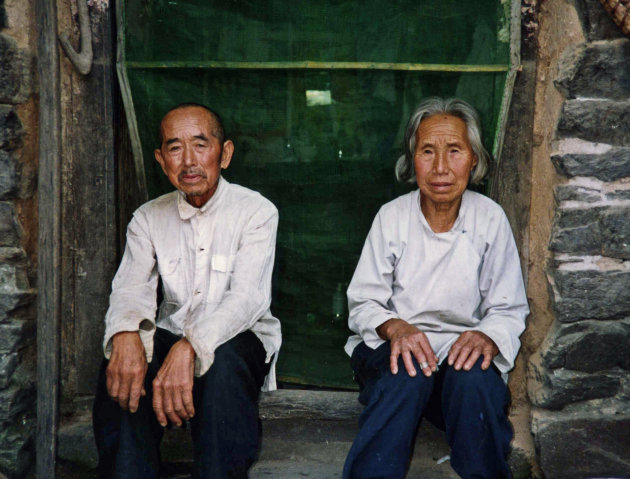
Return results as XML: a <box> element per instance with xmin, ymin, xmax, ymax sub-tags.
<box><xmin>394</xmin><ymin>97</ymin><xmax>491</xmax><ymax>185</ymax></box>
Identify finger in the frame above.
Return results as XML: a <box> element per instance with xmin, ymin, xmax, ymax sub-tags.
<box><xmin>171</xmin><ymin>388</ymin><xmax>188</xmax><ymax>424</ymax></box>
<box><xmin>182</xmin><ymin>387</ymin><xmax>195</xmax><ymax>419</ymax></box>
<box><xmin>463</xmin><ymin>348</ymin><xmax>481</xmax><ymax>371</ymax></box>
<box><xmin>454</xmin><ymin>344</ymin><xmax>473</xmax><ymax>371</ymax></box>
<box><xmin>390</xmin><ymin>344</ymin><xmax>400</xmax><ymax>375</ymax></box>
<box><xmin>106</xmin><ymin>366</ymin><xmax>118</xmax><ymax>400</ymax></box>
<box><xmin>163</xmin><ymin>387</ymin><xmax>180</xmax><ymax>426</ymax></box>
<box><xmin>416</xmin><ymin>335</ymin><xmax>438</xmax><ymax>371</ymax></box>
<box><xmin>412</xmin><ymin>351</ymin><xmax>431</xmax><ymax>377</ymax></box>
<box><xmin>448</xmin><ymin>340</ymin><xmax>462</xmax><ymax>367</ymax></box>
<box><xmin>481</xmin><ymin>347</ymin><xmax>494</xmax><ymax>370</ymax></box>
<box><xmin>117</xmin><ymin>376</ymin><xmax>131</xmax><ymax>411</ymax></box>
<box><xmin>128</xmin><ymin>375</ymin><xmax>145</xmax><ymax>413</ymax></box>
<box><xmin>152</xmin><ymin>380</ymin><xmax>167</xmax><ymax>427</ymax></box>
<box><xmin>401</xmin><ymin>350</ymin><xmax>417</xmax><ymax>377</ymax></box>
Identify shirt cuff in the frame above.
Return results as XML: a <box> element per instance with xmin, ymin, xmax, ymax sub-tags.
<box><xmin>103</xmin><ymin>318</ymin><xmax>156</xmax><ymax>364</ymax></box>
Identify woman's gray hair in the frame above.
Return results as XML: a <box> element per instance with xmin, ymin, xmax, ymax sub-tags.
<box><xmin>394</xmin><ymin>97</ymin><xmax>491</xmax><ymax>185</ymax></box>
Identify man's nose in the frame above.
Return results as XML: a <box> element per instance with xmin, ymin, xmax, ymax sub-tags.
<box><xmin>183</xmin><ymin>145</ymin><xmax>196</xmax><ymax>166</ymax></box>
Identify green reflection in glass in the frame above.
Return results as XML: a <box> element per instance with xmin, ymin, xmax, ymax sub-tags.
<box><xmin>122</xmin><ymin>0</ymin><xmax>511</xmax><ymax>388</ymax></box>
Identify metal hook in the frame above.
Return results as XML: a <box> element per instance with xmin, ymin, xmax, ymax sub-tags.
<box><xmin>58</xmin><ymin>0</ymin><xmax>93</xmax><ymax>75</ymax></box>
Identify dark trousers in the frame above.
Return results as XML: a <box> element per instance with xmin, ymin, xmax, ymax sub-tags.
<box><xmin>93</xmin><ymin>328</ymin><xmax>270</xmax><ymax>479</ymax></box>
<box><xmin>342</xmin><ymin>342</ymin><xmax>513</xmax><ymax>479</ymax></box>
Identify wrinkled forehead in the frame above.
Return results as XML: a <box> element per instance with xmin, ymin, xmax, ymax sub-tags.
<box><xmin>416</xmin><ymin>114</ymin><xmax>470</xmax><ymax>144</ymax></box>
<box><xmin>160</xmin><ymin>106</ymin><xmax>219</xmax><ymax>140</ymax></box>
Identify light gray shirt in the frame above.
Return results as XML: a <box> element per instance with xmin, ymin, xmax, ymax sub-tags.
<box><xmin>345</xmin><ymin>189</ymin><xmax>529</xmax><ymax>375</ymax></box>
<box><xmin>103</xmin><ymin>177</ymin><xmax>281</xmax><ymax>391</ymax></box>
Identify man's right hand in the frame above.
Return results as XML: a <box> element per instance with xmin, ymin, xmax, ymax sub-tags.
<box><xmin>376</xmin><ymin>318</ymin><xmax>438</xmax><ymax>377</ymax></box>
<box><xmin>106</xmin><ymin>331</ymin><xmax>147</xmax><ymax>413</ymax></box>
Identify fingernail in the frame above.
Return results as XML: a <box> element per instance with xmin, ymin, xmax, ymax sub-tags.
<box><xmin>160</xmin><ymin>422</ymin><xmax>167</xmax><ymax>427</ymax></box>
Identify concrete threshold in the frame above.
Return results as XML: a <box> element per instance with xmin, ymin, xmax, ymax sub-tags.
<box><xmin>57</xmin><ymin>389</ymin><xmax>459</xmax><ymax>479</ymax></box>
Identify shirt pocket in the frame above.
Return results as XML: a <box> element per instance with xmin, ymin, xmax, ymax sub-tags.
<box><xmin>207</xmin><ymin>254</ymin><xmax>236</xmax><ymax>303</ymax></box>
<box><xmin>157</xmin><ymin>257</ymin><xmax>183</xmax><ymax>301</ymax></box>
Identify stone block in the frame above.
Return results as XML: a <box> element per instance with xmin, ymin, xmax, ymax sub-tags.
<box><xmin>0</xmin><ymin>34</ymin><xmax>25</xmax><ymax>105</ymax></box>
<box><xmin>540</xmin><ymin>319</ymin><xmax>630</xmax><ymax>372</ymax></box>
<box><xmin>554</xmin><ymin>184</ymin><xmax>600</xmax><ymax>203</ymax></box>
<box><xmin>607</xmin><ymin>189</ymin><xmax>630</xmax><ymax>200</ymax></box>
<box><xmin>551</xmin><ymin>205</ymin><xmax>630</xmax><ymax>258</ymax></box>
<box><xmin>0</xmin><ymin>106</ymin><xmax>22</xmax><ymax>151</ymax></box>
<box><xmin>0</xmin><ymin>353</ymin><xmax>17</xmax><ymax>389</ymax></box>
<box><xmin>0</xmin><ymin>382</ymin><xmax>34</xmax><ymax>424</ymax></box>
<box><xmin>601</xmin><ymin>207</ymin><xmax>630</xmax><ymax>260</ymax></box>
<box><xmin>0</xmin><ymin>321</ymin><xmax>33</xmax><ymax>355</ymax></box>
<box><xmin>0</xmin><ymin>422</ymin><xmax>34</xmax><ymax>479</ymax></box>
<box><xmin>549</xmin><ymin>206</ymin><xmax>603</xmax><ymax>255</ymax></box>
<box><xmin>0</xmin><ymin>263</ymin><xmax>33</xmax><ymax>320</ymax></box>
<box><xmin>0</xmin><ymin>152</ymin><xmax>17</xmax><ymax>200</ymax></box>
<box><xmin>533</xmin><ymin>410</ymin><xmax>630</xmax><ymax>479</ymax></box>
<box><xmin>574</xmin><ymin>0</ymin><xmax>627</xmax><ymax>41</ymax></box>
<box><xmin>529</xmin><ymin>360</ymin><xmax>620</xmax><ymax>409</ymax></box>
<box><xmin>551</xmin><ymin>269</ymin><xmax>630</xmax><ymax>321</ymax></box>
<box><xmin>556</xmin><ymin>39</ymin><xmax>630</xmax><ymax>100</ymax></box>
<box><xmin>0</xmin><ymin>202</ymin><xmax>19</xmax><ymax>247</ymax></box>
<box><xmin>557</xmin><ymin>99</ymin><xmax>630</xmax><ymax>146</ymax></box>
<box><xmin>551</xmin><ymin>147</ymin><xmax>630</xmax><ymax>181</ymax></box>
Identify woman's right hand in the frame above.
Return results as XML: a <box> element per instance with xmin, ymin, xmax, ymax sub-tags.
<box><xmin>376</xmin><ymin>318</ymin><xmax>438</xmax><ymax>377</ymax></box>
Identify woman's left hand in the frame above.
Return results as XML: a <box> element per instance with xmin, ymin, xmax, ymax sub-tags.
<box><xmin>447</xmin><ymin>331</ymin><xmax>498</xmax><ymax>371</ymax></box>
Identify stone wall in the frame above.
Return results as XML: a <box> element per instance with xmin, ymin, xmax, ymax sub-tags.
<box><xmin>0</xmin><ymin>0</ymin><xmax>37</xmax><ymax>477</ymax></box>
<box><xmin>527</xmin><ymin>1</ymin><xmax>630</xmax><ymax>477</ymax></box>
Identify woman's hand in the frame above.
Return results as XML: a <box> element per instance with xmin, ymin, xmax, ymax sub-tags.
<box><xmin>448</xmin><ymin>330</ymin><xmax>498</xmax><ymax>371</ymax></box>
<box><xmin>377</xmin><ymin>318</ymin><xmax>438</xmax><ymax>377</ymax></box>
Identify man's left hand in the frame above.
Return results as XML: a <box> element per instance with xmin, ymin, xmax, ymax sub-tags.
<box><xmin>447</xmin><ymin>331</ymin><xmax>498</xmax><ymax>371</ymax></box>
<box><xmin>152</xmin><ymin>338</ymin><xmax>196</xmax><ymax>427</ymax></box>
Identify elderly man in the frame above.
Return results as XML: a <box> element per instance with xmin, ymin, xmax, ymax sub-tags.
<box><xmin>93</xmin><ymin>103</ymin><xmax>281</xmax><ymax>479</ymax></box>
<box><xmin>342</xmin><ymin>98</ymin><xmax>529</xmax><ymax>479</ymax></box>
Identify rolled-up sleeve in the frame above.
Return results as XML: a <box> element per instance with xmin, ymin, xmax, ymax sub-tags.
<box><xmin>103</xmin><ymin>211</ymin><xmax>159</xmax><ymax>362</ymax></box>
<box><xmin>473</xmin><ymin>213</ymin><xmax>529</xmax><ymax>373</ymax></box>
<box><xmin>184</xmin><ymin>206</ymin><xmax>278</xmax><ymax>376</ymax></box>
<box><xmin>347</xmin><ymin>210</ymin><xmax>400</xmax><ymax>350</ymax></box>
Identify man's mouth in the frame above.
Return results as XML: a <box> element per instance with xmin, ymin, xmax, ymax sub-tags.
<box><xmin>180</xmin><ymin>171</ymin><xmax>206</xmax><ymax>183</ymax></box>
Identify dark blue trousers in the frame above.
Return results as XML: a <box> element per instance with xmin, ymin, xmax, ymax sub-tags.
<box><xmin>343</xmin><ymin>342</ymin><xmax>513</xmax><ymax>479</ymax></box>
<box><xmin>93</xmin><ymin>328</ymin><xmax>270</xmax><ymax>479</ymax></box>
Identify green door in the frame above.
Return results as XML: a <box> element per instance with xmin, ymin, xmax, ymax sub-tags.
<box><xmin>118</xmin><ymin>0</ymin><xmax>518</xmax><ymax>388</ymax></box>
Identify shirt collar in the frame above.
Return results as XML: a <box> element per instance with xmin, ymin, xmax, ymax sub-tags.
<box><xmin>416</xmin><ymin>189</ymin><xmax>469</xmax><ymax>234</ymax></box>
<box><xmin>177</xmin><ymin>176</ymin><xmax>227</xmax><ymax>220</ymax></box>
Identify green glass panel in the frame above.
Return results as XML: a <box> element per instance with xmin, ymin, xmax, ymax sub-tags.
<box><xmin>121</xmin><ymin>0</ymin><xmax>512</xmax><ymax>388</ymax></box>
<box><xmin>125</xmin><ymin>0</ymin><xmax>510</xmax><ymax>65</ymax></box>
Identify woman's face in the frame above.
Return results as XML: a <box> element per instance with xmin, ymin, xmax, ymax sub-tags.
<box><xmin>414</xmin><ymin>114</ymin><xmax>478</xmax><ymax>210</ymax></box>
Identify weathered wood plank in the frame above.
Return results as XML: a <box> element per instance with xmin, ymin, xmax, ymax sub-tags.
<box><xmin>36</xmin><ymin>0</ymin><xmax>62</xmax><ymax>476</ymax></box>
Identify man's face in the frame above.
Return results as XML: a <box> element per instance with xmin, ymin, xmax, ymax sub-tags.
<box><xmin>154</xmin><ymin>106</ymin><xmax>234</xmax><ymax>208</ymax></box>
<box><xmin>414</xmin><ymin>114</ymin><xmax>477</xmax><ymax>209</ymax></box>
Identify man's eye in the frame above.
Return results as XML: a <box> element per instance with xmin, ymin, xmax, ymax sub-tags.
<box><xmin>169</xmin><ymin>146</ymin><xmax>181</xmax><ymax>152</ymax></box>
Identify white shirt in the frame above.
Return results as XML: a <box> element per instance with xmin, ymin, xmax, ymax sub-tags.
<box><xmin>345</xmin><ymin>189</ymin><xmax>529</xmax><ymax>375</ymax></box>
<box><xmin>103</xmin><ymin>177</ymin><xmax>281</xmax><ymax>391</ymax></box>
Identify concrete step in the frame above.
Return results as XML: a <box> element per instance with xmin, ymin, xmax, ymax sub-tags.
<box><xmin>57</xmin><ymin>390</ymin><xmax>458</xmax><ymax>479</ymax></box>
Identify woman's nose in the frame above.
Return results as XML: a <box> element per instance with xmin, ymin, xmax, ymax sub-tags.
<box><xmin>433</xmin><ymin>151</ymin><xmax>448</xmax><ymax>173</ymax></box>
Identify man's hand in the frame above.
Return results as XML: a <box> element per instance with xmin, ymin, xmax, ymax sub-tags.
<box><xmin>448</xmin><ymin>331</ymin><xmax>498</xmax><ymax>371</ymax></box>
<box><xmin>377</xmin><ymin>318</ymin><xmax>438</xmax><ymax>377</ymax></box>
<box><xmin>106</xmin><ymin>331</ymin><xmax>147</xmax><ymax>413</ymax></box>
<box><xmin>152</xmin><ymin>338</ymin><xmax>196</xmax><ymax>427</ymax></box>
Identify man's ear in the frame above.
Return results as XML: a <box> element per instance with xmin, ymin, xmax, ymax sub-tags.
<box><xmin>220</xmin><ymin>140</ymin><xmax>234</xmax><ymax>169</ymax></box>
<box><xmin>154</xmin><ymin>148</ymin><xmax>167</xmax><ymax>174</ymax></box>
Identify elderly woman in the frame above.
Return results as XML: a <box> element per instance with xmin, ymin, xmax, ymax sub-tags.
<box><xmin>342</xmin><ymin>98</ymin><xmax>529</xmax><ymax>479</ymax></box>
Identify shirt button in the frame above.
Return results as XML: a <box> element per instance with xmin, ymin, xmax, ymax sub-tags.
<box><xmin>194</xmin><ymin>290</ymin><xmax>200</xmax><ymax>295</ymax></box>
<box><xmin>199</xmin><ymin>248</ymin><xmax>205</xmax><ymax>252</ymax></box>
